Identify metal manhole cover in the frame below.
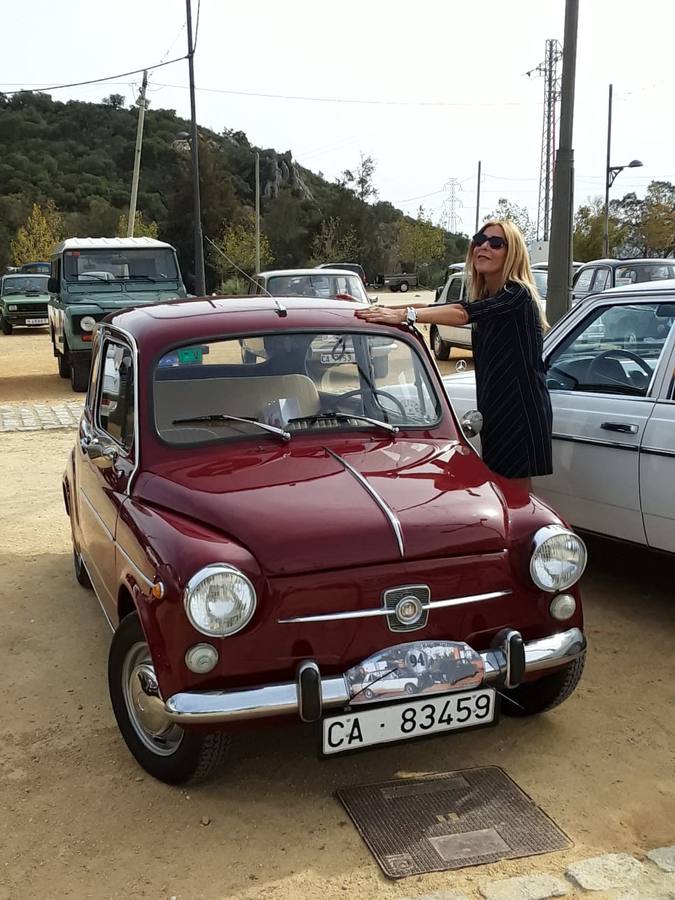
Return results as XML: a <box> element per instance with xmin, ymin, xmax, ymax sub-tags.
<box><xmin>336</xmin><ymin>766</ymin><xmax>571</xmax><ymax>879</ymax></box>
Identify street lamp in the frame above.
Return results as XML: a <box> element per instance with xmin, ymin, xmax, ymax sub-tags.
<box><xmin>603</xmin><ymin>84</ymin><xmax>643</xmax><ymax>257</ymax></box>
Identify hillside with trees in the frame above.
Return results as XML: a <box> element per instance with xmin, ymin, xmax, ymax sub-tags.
<box><xmin>0</xmin><ymin>91</ymin><xmax>468</xmax><ymax>290</ymax></box>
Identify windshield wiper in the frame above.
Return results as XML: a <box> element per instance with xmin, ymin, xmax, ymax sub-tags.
<box><xmin>289</xmin><ymin>411</ymin><xmax>399</xmax><ymax>434</ymax></box>
<box><xmin>172</xmin><ymin>413</ymin><xmax>290</xmax><ymax>441</ymax></box>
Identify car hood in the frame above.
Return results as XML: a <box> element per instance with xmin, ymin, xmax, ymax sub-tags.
<box><xmin>135</xmin><ymin>438</ymin><xmax>509</xmax><ymax>576</ymax></box>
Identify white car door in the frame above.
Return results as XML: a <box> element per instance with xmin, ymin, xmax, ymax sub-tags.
<box><xmin>541</xmin><ymin>299</ymin><xmax>675</xmax><ymax>543</ymax></box>
<box><xmin>639</xmin><ymin>309</ymin><xmax>675</xmax><ymax>552</ymax></box>
<box><xmin>437</xmin><ymin>275</ymin><xmax>472</xmax><ymax>347</ymax></box>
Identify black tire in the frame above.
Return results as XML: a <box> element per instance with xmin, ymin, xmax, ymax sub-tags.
<box><xmin>364</xmin><ymin>687</ymin><xmax>374</xmax><ymax>700</ymax></box>
<box><xmin>70</xmin><ymin>361</ymin><xmax>89</xmax><ymax>392</ymax></box>
<box><xmin>108</xmin><ymin>612</ymin><xmax>230</xmax><ymax>784</ymax></box>
<box><xmin>1</xmin><ymin>316</ymin><xmax>13</xmax><ymax>335</ymax></box>
<box><xmin>431</xmin><ymin>326</ymin><xmax>452</xmax><ymax>361</ymax></box>
<box><xmin>399</xmin><ymin>281</ymin><xmax>409</xmax><ymax>293</ymax></box>
<box><xmin>389</xmin><ymin>285</ymin><xmax>399</xmax><ymax>293</ymax></box>
<box><xmin>73</xmin><ymin>549</ymin><xmax>92</xmax><ymax>589</ymax></box>
<box><xmin>57</xmin><ymin>350</ymin><xmax>70</xmax><ymax>378</ymax></box>
<box><xmin>501</xmin><ymin>654</ymin><xmax>586</xmax><ymax>717</ymax></box>
<box><xmin>404</xmin><ymin>682</ymin><xmax>416</xmax><ymax>695</ymax></box>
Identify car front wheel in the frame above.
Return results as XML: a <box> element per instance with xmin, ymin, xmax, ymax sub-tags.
<box><xmin>1</xmin><ymin>316</ymin><xmax>13</xmax><ymax>335</ymax></box>
<box><xmin>57</xmin><ymin>350</ymin><xmax>70</xmax><ymax>378</ymax></box>
<box><xmin>431</xmin><ymin>326</ymin><xmax>452</xmax><ymax>360</ymax></box>
<box><xmin>108</xmin><ymin>612</ymin><xmax>230</xmax><ymax>784</ymax></box>
<box><xmin>501</xmin><ymin>654</ymin><xmax>585</xmax><ymax>717</ymax></box>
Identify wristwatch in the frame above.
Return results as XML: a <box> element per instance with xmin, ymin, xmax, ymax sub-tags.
<box><xmin>405</xmin><ymin>306</ymin><xmax>417</xmax><ymax>326</ymax></box>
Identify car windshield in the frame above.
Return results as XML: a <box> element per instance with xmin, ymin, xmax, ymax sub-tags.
<box><xmin>533</xmin><ymin>270</ymin><xmax>548</xmax><ymax>297</ymax></box>
<box><xmin>2</xmin><ymin>275</ymin><xmax>49</xmax><ymax>295</ymax></box>
<box><xmin>63</xmin><ymin>248</ymin><xmax>179</xmax><ymax>283</ymax></box>
<box><xmin>614</xmin><ymin>263</ymin><xmax>675</xmax><ymax>287</ymax></box>
<box><xmin>154</xmin><ymin>331</ymin><xmax>442</xmax><ymax>445</ymax></box>
<box><xmin>265</xmin><ymin>274</ymin><xmax>368</xmax><ymax>303</ymax></box>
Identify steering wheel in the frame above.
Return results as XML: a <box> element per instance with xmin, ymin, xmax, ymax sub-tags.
<box><xmin>587</xmin><ymin>348</ymin><xmax>652</xmax><ymax>382</ymax></box>
<box><xmin>335</xmin><ymin>388</ymin><xmax>407</xmax><ymax>418</ymax></box>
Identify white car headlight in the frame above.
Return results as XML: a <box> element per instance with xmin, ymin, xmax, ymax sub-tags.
<box><xmin>184</xmin><ymin>564</ymin><xmax>256</xmax><ymax>637</ymax></box>
<box><xmin>79</xmin><ymin>315</ymin><xmax>97</xmax><ymax>332</ymax></box>
<box><xmin>8</xmin><ymin>304</ymin><xmax>17</xmax><ymax>311</ymax></box>
<box><xmin>530</xmin><ymin>525</ymin><xmax>587</xmax><ymax>592</ymax></box>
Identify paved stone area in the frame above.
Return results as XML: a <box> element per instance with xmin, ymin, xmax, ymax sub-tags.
<box><xmin>400</xmin><ymin>849</ymin><xmax>675</xmax><ymax>900</ymax></box>
<box><xmin>0</xmin><ymin>400</ymin><xmax>83</xmax><ymax>432</ymax></box>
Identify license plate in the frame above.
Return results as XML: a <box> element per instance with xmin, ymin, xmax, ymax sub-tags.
<box><xmin>26</xmin><ymin>318</ymin><xmax>48</xmax><ymax>325</ymax></box>
<box><xmin>322</xmin><ymin>688</ymin><xmax>496</xmax><ymax>756</ymax></box>
<box><xmin>320</xmin><ymin>352</ymin><xmax>356</xmax><ymax>364</ymax></box>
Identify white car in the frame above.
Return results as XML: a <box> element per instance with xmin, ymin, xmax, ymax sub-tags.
<box><xmin>361</xmin><ymin>670</ymin><xmax>420</xmax><ymax>699</ymax></box>
<box><xmin>443</xmin><ymin>280</ymin><xmax>675</xmax><ymax>554</ymax></box>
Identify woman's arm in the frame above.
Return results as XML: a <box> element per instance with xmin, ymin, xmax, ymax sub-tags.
<box><xmin>355</xmin><ymin>303</ymin><xmax>469</xmax><ymax>327</ymax></box>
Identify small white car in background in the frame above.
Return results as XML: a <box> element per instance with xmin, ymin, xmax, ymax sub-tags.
<box><xmin>443</xmin><ymin>280</ymin><xmax>675</xmax><ymax>554</ymax></box>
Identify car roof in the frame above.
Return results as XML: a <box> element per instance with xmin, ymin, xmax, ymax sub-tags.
<box><xmin>601</xmin><ymin>278</ymin><xmax>675</xmax><ymax>295</ymax></box>
<box><xmin>53</xmin><ymin>237</ymin><xmax>174</xmax><ymax>252</ymax></box>
<box><xmin>578</xmin><ymin>258</ymin><xmax>674</xmax><ymax>268</ymax></box>
<box><xmin>258</xmin><ymin>268</ymin><xmax>361</xmax><ymax>277</ymax></box>
<box><xmin>106</xmin><ymin>296</ymin><xmax>405</xmax><ymax>353</ymax></box>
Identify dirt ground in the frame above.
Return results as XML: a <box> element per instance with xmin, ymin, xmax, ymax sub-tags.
<box><xmin>0</xmin><ymin>308</ymin><xmax>673</xmax><ymax>900</ymax></box>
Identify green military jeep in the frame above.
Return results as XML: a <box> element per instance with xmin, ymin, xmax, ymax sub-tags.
<box><xmin>48</xmin><ymin>237</ymin><xmax>187</xmax><ymax>391</ymax></box>
<box><xmin>0</xmin><ymin>272</ymin><xmax>51</xmax><ymax>334</ymax></box>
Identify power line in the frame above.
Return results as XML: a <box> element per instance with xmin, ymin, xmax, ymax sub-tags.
<box><xmin>1</xmin><ymin>55</ymin><xmax>187</xmax><ymax>96</ymax></box>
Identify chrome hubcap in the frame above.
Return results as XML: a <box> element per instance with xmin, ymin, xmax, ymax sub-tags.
<box><xmin>122</xmin><ymin>642</ymin><xmax>184</xmax><ymax>756</ymax></box>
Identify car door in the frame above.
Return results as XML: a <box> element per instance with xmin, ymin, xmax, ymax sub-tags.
<box><xmin>438</xmin><ymin>276</ymin><xmax>471</xmax><ymax>346</ymax></box>
<box><xmin>571</xmin><ymin>267</ymin><xmax>596</xmax><ymax>304</ymax></box>
<box><xmin>638</xmin><ymin>306</ymin><xmax>675</xmax><ymax>552</ymax></box>
<box><xmin>76</xmin><ymin>334</ymin><xmax>136</xmax><ymax>623</ymax></box>
<box><xmin>539</xmin><ymin>298</ymin><xmax>673</xmax><ymax>544</ymax></box>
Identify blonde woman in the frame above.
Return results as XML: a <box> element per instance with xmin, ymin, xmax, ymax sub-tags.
<box><xmin>356</xmin><ymin>220</ymin><xmax>552</xmax><ymax>491</ymax></box>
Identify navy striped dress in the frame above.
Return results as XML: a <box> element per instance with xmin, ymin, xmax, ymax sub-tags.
<box><xmin>466</xmin><ymin>280</ymin><xmax>553</xmax><ymax>478</ymax></box>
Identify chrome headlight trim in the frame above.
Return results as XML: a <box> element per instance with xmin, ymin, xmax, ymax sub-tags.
<box><xmin>79</xmin><ymin>315</ymin><xmax>97</xmax><ymax>332</ymax></box>
<box><xmin>183</xmin><ymin>563</ymin><xmax>257</xmax><ymax>637</ymax></box>
<box><xmin>530</xmin><ymin>524</ymin><xmax>587</xmax><ymax>592</ymax></box>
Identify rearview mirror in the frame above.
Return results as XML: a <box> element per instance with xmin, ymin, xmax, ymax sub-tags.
<box><xmin>460</xmin><ymin>410</ymin><xmax>483</xmax><ymax>438</ymax></box>
<box><xmin>48</xmin><ymin>277</ymin><xmax>59</xmax><ymax>293</ymax></box>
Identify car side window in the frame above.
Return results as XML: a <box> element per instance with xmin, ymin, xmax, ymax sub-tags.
<box><xmin>98</xmin><ymin>340</ymin><xmax>135</xmax><ymax>450</ymax></box>
<box><xmin>547</xmin><ymin>302</ymin><xmax>675</xmax><ymax>397</ymax></box>
<box><xmin>447</xmin><ymin>278</ymin><xmax>463</xmax><ymax>302</ymax></box>
<box><xmin>592</xmin><ymin>268</ymin><xmax>609</xmax><ymax>292</ymax></box>
<box><xmin>573</xmin><ymin>268</ymin><xmax>595</xmax><ymax>293</ymax></box>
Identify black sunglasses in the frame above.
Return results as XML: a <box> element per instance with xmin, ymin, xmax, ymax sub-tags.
<box><xmin>473</xmin><ymin>232</ymin><xmax>508</xmax><ymax>250</ymax></box>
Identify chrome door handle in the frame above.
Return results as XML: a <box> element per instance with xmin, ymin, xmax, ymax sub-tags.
<box><xmin>601</xmin><ymin>422</ymin><xmax>638</xmax><ymax>434</ymax></box>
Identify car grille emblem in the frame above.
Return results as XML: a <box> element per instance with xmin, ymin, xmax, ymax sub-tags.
<box><xmin>383</xmin><ymin>585</ymin><xmax>430</xmax><ymax>632</ymax></box>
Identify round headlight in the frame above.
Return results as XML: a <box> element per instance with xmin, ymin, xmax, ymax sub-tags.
<box><xmin>184</xmin><ymin>564</ymin><xmax>256</xmax><ymax>637</ymax></box>
<box><xmin>530</xmin><ymin>525</ymin><xmax>587</xmax><ymax>592</ymax></box>
<box><xmin>8</xmin><ymin>304</ymin><xmax>17</xmax><ymax>311</ymax></box>
<box><xmin>79</xmin><ymin>315</ymin><xmax>97</xmax><ymax>332</ymax></box>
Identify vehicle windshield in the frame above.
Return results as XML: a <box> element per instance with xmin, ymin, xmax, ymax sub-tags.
<box><xmin>265</xmin><ymin>274</ymin><xmax>368</xmax><ymax>303</ymax></box>
<box><xmin>533</xmin><ymin>270</ymin><xmax>548</xmax><ymax>297</ymax></box>
<box><xmin>19</xmin><ymin>262</ymin><xmax>50</xmax><ymax>274</ymax></box>
<box><xmin>63</xmin><ymin>248</ymin><xmax>179</xmax><ymax>283</ymax></box>
<box><xmin>614</xmin><ymin>263</ymin><xmax>675</xmax><ymax>287</ymax></box>
<box><xmin>2</xmin><ymin>275</ymin><xmax>49</xmax><ymax>295</ymax></box>
<box><xmin>154</xmin><ymin>331</ymin><xmax>442</xmax><ymax>445</ymax></box>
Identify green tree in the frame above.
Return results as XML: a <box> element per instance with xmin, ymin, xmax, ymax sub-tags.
<box><xmin>485</xmin><ymin>198</ymin><xmax>535</xmax><ymax>241</ymax></box>
<box><xmin>116</xmin><ymin>211</ymin><xmax>159</xmax><ymax>239</ymax></box>
<box><xmin>641</xmin><ymin>181</ymin><xmax>675</xmax><ymax>257</ymax></box>
<box><xmin>396</xmin><ymin>206</ymin><xmax>445</xmax><ymax>271</ymax></box>
<box><xmin>211</xmin><ymin>212</ymin><xmax>272</xmax><ymax>283</ymax></box>
<box><xmin>338</xmin><ymin>153</ymin><xmax>378</xmax><ymax>203</ymax></box>
<box><xmin>309</xmin><ymin>216</ymin><xmax>360</xmax><ymax>264</ymax></box>
<box><xmin>10</xmin><ymin>200</ymin><xmax>63</xmax><ymax>264</ymax></box>
<box><xmin>573</xmin><ymin>197</ymin><xmax>624</xmax><ymax>261</ymax></box>
<box><xmin>102</xmin><ymin>94</ymin><xmax>125</xmax><ymax>110</ymax></box>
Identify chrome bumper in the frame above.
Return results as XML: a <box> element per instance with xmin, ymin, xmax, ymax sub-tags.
<box><xmin>164</xmin><ymin>627</ymin><xmax>586</xmax><ymax>726</ymax></box>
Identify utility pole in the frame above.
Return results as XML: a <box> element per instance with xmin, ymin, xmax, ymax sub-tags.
<box><xmin>255</xmin><ymin>152</ymin><xmax>261</xmax><ymax>274</ymax></box>
<box><xmin>475</xmin><ymin>161</ymin><xmax>482</xmax><ymax>234</ymax></box>
<box><xmin>527</xmin><ymin>40</ymin><xmax>563</xmax><ymax>241</ymax></box>
<box><xmin>547</xmin><ymin>0</ymin><xmax>578</xmax><ymax>325</ymax></box>
<box><xmin>186</xmin><ymin>0</ymin><xmax>206</xmax><ymax>295</ymax></box>
<box><xmin>127</xmin><ymin>69</ymin><xmax>148</xmax><ymax>237</ymax></box>
<box><xmin>603</xmin><ymin>84</ymin><xmax>613</xmax><ymax>258</ymax></box>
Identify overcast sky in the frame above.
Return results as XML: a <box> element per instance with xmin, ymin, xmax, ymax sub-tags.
<box><xmin>5</xmin><ymin>0</ymin><xmax>674</xmax><ymax>235</ymax></box>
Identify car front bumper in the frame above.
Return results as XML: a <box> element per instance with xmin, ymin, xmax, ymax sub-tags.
<box><xmin>163</xmin><ymin>627</ymin><xmax>586</xmax><ymax>727</ymax></box>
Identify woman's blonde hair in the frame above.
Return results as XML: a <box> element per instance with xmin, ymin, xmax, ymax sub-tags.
<box><xmin>465</xmin><ymin>219</ymin><xmax>548</xmax><ymax>329</ymax></box>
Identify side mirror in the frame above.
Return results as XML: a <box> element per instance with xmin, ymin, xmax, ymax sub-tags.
<box><xmin>435</xmin><ymin>286</ymin><xmax>443</xmax><ymax>301</ymax></box>
<box><xmin>48</xmin><ymin>277</ymin><xmax>59</xmax><ymax>293</ymax></box>
<box><xmin>460</xmin><ymin>410</ymin><xmax>483</xmax><ymax>438</ymax></box>
<box><xmin>368</xmin><ymin>294</ymin><xmax>378</xmax><ymax>305</ymax></box>
<box><xmin>87</xmin><ymin>442</ymin><xmax>117</xmax><ymax>469</ymax></box>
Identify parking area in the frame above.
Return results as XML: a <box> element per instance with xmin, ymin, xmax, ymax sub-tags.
<box><xmin>0</xmin><ymin>316</ymin><xmax>673</xmax><ymax>900</ymax></box>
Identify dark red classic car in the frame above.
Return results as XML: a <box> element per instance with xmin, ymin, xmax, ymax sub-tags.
<box><xmin>63</xmin><ymin>296</ymin><xmax>587</xmax><ymax>783</ymax></box>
